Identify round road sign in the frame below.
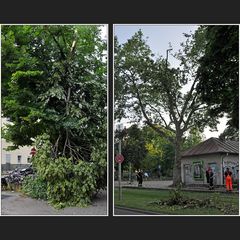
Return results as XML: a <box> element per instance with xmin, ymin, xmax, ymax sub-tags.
<box><xmin>30</xmin><ymin>147</ymin><xmax>37</xmax><ymax>156</ymax></box>
<box><xmin>115</xmin><ymin>154</ymin><xmax>124</xmax><ymax>163</ymax></box>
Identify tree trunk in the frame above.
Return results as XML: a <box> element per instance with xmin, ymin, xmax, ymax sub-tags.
<box><xmin>172</xmin><ymin>135</ymin><xmax>183</xmax><ymax>186</ymax></box>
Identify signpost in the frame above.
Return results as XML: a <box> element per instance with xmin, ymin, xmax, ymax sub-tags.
<box><xmin>115</xmin><ymin>154</ymin><xmax>124</xmax><ymax>164</ymax></box>
<box><xmin>116</xmin><ymin>123</ymin><xmax>124</xmax><ymax>201</ymax></box>
<box><xmin>115</xmin><ymin>152</ymin><xmax>124</xmax><ymax>201</ymax></box>
<box><xmin>30</xmin><ymin>147</ymin><xmax>37</xmax><ymax>157</ymax></box>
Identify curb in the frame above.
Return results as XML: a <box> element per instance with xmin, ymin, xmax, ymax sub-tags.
<box><xmin>114</xmin><ymin>206</ymin><xmax>163</xmax><ymax>215</ymax></box>
<box><xmin>120</xmin><ymin>186</ymin><xmax>239</xmax><ymax>194</ymax></box>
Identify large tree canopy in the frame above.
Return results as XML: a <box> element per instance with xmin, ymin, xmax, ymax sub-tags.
<box><xmin>115</xmin><ymin>29</ymin><xmax>220</xmax><ymax>185</ymax></box>
<box><xmin>2</xmin><ymin>25</ymin><xmax>107</xmax><ymax>162</ymax></box>
<box><xmin>197</xmin><ymin>25</ymin><xmax>239</xmax><ymax>130</ymax></box>
<box><xmin>115</xmin><ymin>124</ymin><xmax>147</xmax><ymax>171</ymax></box>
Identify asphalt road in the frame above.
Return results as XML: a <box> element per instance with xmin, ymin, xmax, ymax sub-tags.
<box><xmin>1</xmin><ymin>190</ymin><xmax>107</xmax><ymax>216</ymax></box>
<box><xmin>114</xmin><ymin>208</ymin><xmax>144</xmax><ymax>215</ymax></box>
<box><xmin>114</xmin><ymin>207</ymin><xmax>162</xmax><ymax>215</ymax></box>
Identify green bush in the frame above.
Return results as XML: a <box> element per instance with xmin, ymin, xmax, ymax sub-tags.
<box><xmin>22</xmin><ymin>175</ymin><xmax>48</xmax><ymax>200</ymax></box>
<box><xmin>25</xmin><ymin>134</ymin><xmax>106</xmax><ymax>209</ymax></box>
<box><xmin>44</xmin><ymin>157</ymin><xmax>97</xmax><ymax>208</ymax></box>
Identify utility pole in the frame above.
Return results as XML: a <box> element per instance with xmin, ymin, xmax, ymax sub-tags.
<box><xmin>116</xmin><ymin>123</ymin><xmax>124</xmax><ymax>201</ymax></box>
<box><xmin>118</xmin><ymin>138</ymin><xmax>122</xmax><ymax>200</ymax></box>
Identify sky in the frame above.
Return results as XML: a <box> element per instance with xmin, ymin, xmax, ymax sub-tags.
<box><xmin>100</xmin><ymin>25</ymin><xmax>107</xmax><ymax>40</ymax></box>
<box><xmin>114</xmin><ymin>24</ymin><xmax>228</xmax><ymax>139</ymax></box>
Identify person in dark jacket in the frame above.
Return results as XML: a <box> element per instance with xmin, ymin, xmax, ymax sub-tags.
<box><xmin>137</xmin><ymin>170</ymin><xmax>143</xmax><ymax>187</ymax></box>
<box><xmin>206</xmin><ymin>168</ymin><xmax>210</xmax><ymax>184</ymax></box>
<box><xmin>208</xmin><ymin>168</ymin><xmax>214</xmax><ymax>190</ymax></box>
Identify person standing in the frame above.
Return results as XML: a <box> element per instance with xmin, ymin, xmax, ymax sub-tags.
<box><xmin>137</xmin><ymin>170</ymin><xmax>143</xmax><ymax>187</ymax></box>
<box><xmin>208</xmin><ymin>168</ymin><xmax>214</xmax><ymax>190</ymax></box>
<box><xmin>224</xmin><ymin>168</ymin><xmax>233</xmax><ymax>192</ymax></box>
<box><xmin>206</xmin><ymin>167</ymin><xmax>210</xmax><ymax>184</ymax></box>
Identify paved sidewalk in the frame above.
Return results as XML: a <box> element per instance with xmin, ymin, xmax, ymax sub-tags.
<box><xmin>1</xmin><ymin>190</ymin><xmax>107</xmax><ymax>216</ymax></box>
<box><xmin>115</xmin><ymin>180</ymin><xmax>173</xmax><ymax>189</ymax></box>
<box><xmin>114</xmin><ymin>180</ymin><xmax>239</xmax><ymax>193</ymax></box>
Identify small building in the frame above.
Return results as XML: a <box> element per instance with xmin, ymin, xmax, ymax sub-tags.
<box><xmin>181</xmin><ymin>137</ymin><xmax>239</xmax><ymax>186</ymax></box>
<box><xmin>1</xmin><ymin>118</ymin><xmax>32</xmax><ymax>172</ymax></box>
<box><xmin>1</xmin><ymin>138</ymin><xmax>32</xmax><ymax>172</ymax></box>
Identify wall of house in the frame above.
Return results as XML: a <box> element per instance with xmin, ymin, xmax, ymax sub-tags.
<box><xmin>181</xmin><ymin>153</ymin><xmax>239</xmax><ymax>185</ymax></box>
<box><xmin>223</xmin><ymin>154</ymin><xmax>239</xmax><ymax>183</ymax></box>
<box><xmin>1</xmin><ymin>138</ymin><xmax>32</xmax><ymax>172</ymax></box>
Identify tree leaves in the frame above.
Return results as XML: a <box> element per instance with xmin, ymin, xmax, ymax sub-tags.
<box><xmin>2</xmin><ymin>25</ymin><xmax>107</xmax><ymax>162</ymax></box>
<box><xmin>197</xmin><ymin>25</ymin><xmax>239</xmax><ymax>130</ymax></box>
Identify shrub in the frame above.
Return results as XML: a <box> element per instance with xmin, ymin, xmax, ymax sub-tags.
<box><xmin>25</xmin><ymin>134</ymin><xmax>106</xmax><ymax>209</ymax></box>
<box><xmin>22</xmin><ymin>175</ymin><xmax>48</xmax><ymax>200</ymax></box>
<box><xmin>149</xmin><ymin>188</ymin><xmax>238</xmax><ymax>214</ymax></box>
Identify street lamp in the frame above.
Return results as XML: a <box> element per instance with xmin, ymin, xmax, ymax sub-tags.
<box><xmin>166</xmin><ymin>48</ymin><xmax>173</xmax><ymax>67</ymax></box>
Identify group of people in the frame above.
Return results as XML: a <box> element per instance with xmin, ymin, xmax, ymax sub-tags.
<box><xmin>206</xmin><ymin>167</ymin><xmax>233</xmax><ymax>192</ymax></box>
<box><xmin>135</xmin><ymin>167</ymin><xmax>234</xmax><ymax>191</ymax></box>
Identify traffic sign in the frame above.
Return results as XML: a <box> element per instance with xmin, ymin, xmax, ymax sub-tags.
<box><xmin>115</xmin><ymin>154</ymin><xmax>124</xmax><ymax>164</ymax></box>
<box><xmin>30</xmin><ymin>147</ymin><xmax>37</xmax><ymax>156</ymax></box>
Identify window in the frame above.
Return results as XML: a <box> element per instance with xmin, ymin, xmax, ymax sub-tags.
<box><xmin>6</xmin><ymin>154</ymin><xmax>11</xmax><ymax>163</ymax></box>
<box><xmin>17</xmin><ymin>155</ymin><xmax>22</xmax><ymax>164</ymax></box>
<box><xmin>193</xmin><ymin>161</ymin><xmax>203</xmax><ymax>179</ymax></box>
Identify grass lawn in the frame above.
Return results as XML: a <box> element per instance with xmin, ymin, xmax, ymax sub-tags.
<box><xmin>114</xmin><ymin>188</ymin><xmax>239</xmax><ymax>215</ymax></box>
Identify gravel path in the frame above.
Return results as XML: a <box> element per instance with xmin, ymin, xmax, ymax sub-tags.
<box><xmin>1</xmin><ymin>190</ymin><xmax>107</xmax><ymax>216</ymax></box>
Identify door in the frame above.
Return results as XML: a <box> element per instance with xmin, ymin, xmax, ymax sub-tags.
<box><xmin>184</xmin><ymin>164</ymin><xmax>191</xmax><ymax>184</ymax></box>
<box><xmin>208</xmin><ymin>163</ymin><xmax>217</xmax><ymax>185</ymax></box>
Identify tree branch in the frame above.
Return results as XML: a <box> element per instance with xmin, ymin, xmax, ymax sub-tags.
<box><xmin>146</xmin><ymin>102</ymin><xmax>175</xmax><ymax>133</ymax></box>
<box><xmin>179</xmin><ymin>78</ymin><xmax>198</xmax><ymax>124</ymax></box>
<box><xmin>129</xmin><ymin>76</ymin><xmax>174</xmax><ymax>142</ymax></box>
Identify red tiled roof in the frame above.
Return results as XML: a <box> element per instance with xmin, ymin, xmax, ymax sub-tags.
<box><xmin>181</xmin><ymin>137</ymin><xmax>239</xmax><ymax>157</ymax></box>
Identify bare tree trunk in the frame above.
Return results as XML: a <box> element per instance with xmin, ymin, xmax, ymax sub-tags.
<box><xmin>172</xmin><ymin>134</ymin><xmax>183</xmax><ymax>186</ymax></box>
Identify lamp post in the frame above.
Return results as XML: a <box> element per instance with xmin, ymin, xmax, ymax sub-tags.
<box><xmin>116</xmin><ymin>123</ymin><xmax>124</xmax><ymax>200</ymax></box>
<box><xmin>166</xmin><ymin>48</ymin><xmax>173</xmax><ymax>68</ymax></box>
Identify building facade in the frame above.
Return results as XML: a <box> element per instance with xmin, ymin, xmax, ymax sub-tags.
<box><xmin>1</xmin><ymin>118</ymin><xmax>32</xmax><ymax>172</ymax></box>
<box><xmin>1</xmin><ymin>138</ymin><xmax>32</xmax><ymax>172</ymax></box>
<box><xmin>181</xmin><ymin>138</ymin><xmax>239</xmax><ymax>186</ymax></box>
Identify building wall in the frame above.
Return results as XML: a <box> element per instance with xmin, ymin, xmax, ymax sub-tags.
<box><xmin>181</xmin><ymin>153</ymin><xmax>239</xmax><ymax>185</ymax></box>
<box><xmin>1</xmin><ymin>138</ymin><xmax>32</xmax><ymax>171</ymax></box>
<box><xmin>223</xmin><ymin>154</ymin><xmax>239</xmax><ymax>183</ymax></box>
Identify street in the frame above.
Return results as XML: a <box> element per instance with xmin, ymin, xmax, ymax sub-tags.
<box><xmin>1</xmin><ymin>190</ymin><xmax>107</xmax><ymax>215</ymax></box>
<box><xmin>114</xmin><ymin>207</ymin><xmax>144</xmax><ymax>215</ymax></box>
<box><xmin>114</xmin><ymin>206</ymin><xmax>162</xmax><ymax>215</ymax></box>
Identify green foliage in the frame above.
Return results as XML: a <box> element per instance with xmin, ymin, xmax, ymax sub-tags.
<box><xmin>114</xmin><ymin>27</ymin><xmax>223</xmax><ymax>185</ymax></box>
<box><xmin>219</xmin><ymin>126</ymin><xmax>239</xmax><ymax>141</ymax></box>
<box><xmin>2</xmin><ymin>25</ymin><xmax>107</xmax><ymax>159</ymax></box>
<box><xmin>183</xmin><ymin>128</ymin><xmax>204</xmax><ymax>150</ymax></box>
<box><xmin>45</xmin><ymin>158</ymin><xmax>97</xmax><ymax>208</ymax></box>
<box><xmin>22</xmin><ymin>175</ymin><xmax>48</xmax><ymax>200</ymax></box>
<box><xmin>150</xmin><ymin>188</ymin><xmax>238</xmax><ymax>214</ymax></box>
<box><xmin>142</xmin><ymin>126</ymin><xmax>174</xmax><ymax>176</ymax></box>
<box><xmin>90</xmin><ymin>141</ymin><xmax>107</xmax><ymax>191</ymax></box>
<box><xmin>115</xmin><ymin>125</ymin><xmax>174</xmax><ymax>177</ymax></box>
<box><xmin>168</xmin><ymin>185</ymin><xmax>185</xmax><ymax>205</ymax></box>
<box><xmin>25</xmin><ymin>134</ymin><xmax>105</xmax><ymax>209</ymax></box>
<box><xmin>2</xmin><ymin>25</ymin><xmax>107</xmax><ymax>207</ymax></box>
<box><xmin>117</xmin><ymin>124</ymin><xmax>147</xmax><ymax>170</ymax></box>
<box><xmin>197</xmin><ymin>25</ymin><xmax>239</xmax><ymax>130</ymax></box>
